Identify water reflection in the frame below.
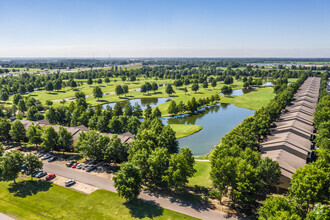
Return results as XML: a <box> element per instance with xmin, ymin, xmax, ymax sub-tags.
<box><xmin>102</xmin><ymin>97</ymin><xmax>172</xmax><ymax>110</ymax></box>
<box><xmin>162</xmin><ymin>103</ymin><xmax>255</xmax><ymax>156</ymax></box>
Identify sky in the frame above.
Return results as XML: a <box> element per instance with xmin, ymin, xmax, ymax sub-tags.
<box><xmin>0</xmin><ymin>0</ymin><xmax>329</xmax><ymax>58</ymax></box>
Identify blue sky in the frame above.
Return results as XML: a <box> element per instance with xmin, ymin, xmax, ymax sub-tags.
<box><xmin>0</xmin><ymin>0</ymin><xmax>329</xmax><ymax>57</ymax></box>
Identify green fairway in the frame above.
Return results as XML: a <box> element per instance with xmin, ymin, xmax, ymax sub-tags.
<box><xmin>220</xmin><ymin>87</ymin><xmax>275</xmax><ymax>110</ymax></box>
<box><xmin>0</xmin><ymin>179</ymin><xmax>196</xmax><ymax>220</ymax></box>
<box><xmin>188</xmin><ymin>161</ymin><xmax>212</xmax><ymax>188</ymax></box>
<box><xmin>169</xmin><ymin>124</ymin><xmax>202</xmax><ymax>139</ymax></box>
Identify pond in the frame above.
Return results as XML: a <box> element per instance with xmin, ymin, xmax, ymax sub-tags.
<box><xmin>220</xmin><ymin>88</ymin><xmax>254</xmax><ymax>96</ymax></box>
<box><xmin>161</xmin><ymin>103</ymin><xmax>255</xmax><ymax>156</ymax></box>
<box><xmin>102</xmin><ymin>97</ymin><xmax>172</xmax><ymax>110</ymax></box>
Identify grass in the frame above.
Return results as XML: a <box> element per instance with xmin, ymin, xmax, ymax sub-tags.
<box><xmin>188</xmin><ymin>161</ymin><xmax>212</xmax><ymax>188</ymax></box>
<box><xmin>220</xmin><ymin>87</ymin><xmax>275</xmax><ymax>110</ymax></box>
<box><xmin>0</xmin><ymin>179</ymin><xmax>197</xmax><ymax>220</ymax></box>
<box><xmin>169</xmin><ymin>124</ymin><xmax>202</xmax><ymax>139</ymax></box>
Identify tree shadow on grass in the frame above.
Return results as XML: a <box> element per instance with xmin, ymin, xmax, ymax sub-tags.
<box><xmin>96</xmin><ymin>100</ymin><xmax>108</xmax><ymax>103</ymax></box>
<box><xmin>8</xmin><ymin>180</ymin><xmax>53</xmax><ymax>198</ymax></box>
<box><xmin>124</xmin><ymin>199</ymin><xmax>163</xmax><ymax>219</ymax></box>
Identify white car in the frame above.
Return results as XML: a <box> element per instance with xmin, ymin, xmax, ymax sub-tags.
<box><xmin>41</xmin><ymin>154</ymin><xmax>52</xmax><ymax>160</ymax></box>
<box><xmin>65</xmin><ymin>179</ymin><xmax>76</xmax><ymax>187</ymax></box>
<box><xmin>76</xmin><ymin>164</ymin><xmax>85</xmax><ymax>169</ymax></box>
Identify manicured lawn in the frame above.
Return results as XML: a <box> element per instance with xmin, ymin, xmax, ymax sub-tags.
<box><xmin>0</xmin><ymin>179</ymin><xmax>196</xmax><ymax>220</ymax></box>
<box><xmin>188</xmin><ymin>161</ymin><xmax>212</xmax><ymax>188</ymax></box>
<box><xmin>170</xmin><ymin>124</ymin><xmax>202</xmax><ymax>139</ymax></box>
<box><xmin>220</xmin><ymin>87</ymin><xmax>275</xmax><ymax>110</ymax></box>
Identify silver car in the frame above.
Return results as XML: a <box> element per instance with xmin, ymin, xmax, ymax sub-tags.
<box><xmin>65</xmin><ymin>179</ymin><xmax>76</xmax><ymax>187</ymax></box>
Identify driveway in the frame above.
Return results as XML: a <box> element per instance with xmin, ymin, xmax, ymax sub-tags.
<box><xmin>43</xmin><ymin>162</ymin><xmax>238</xmax><ymax>220</ymax></box>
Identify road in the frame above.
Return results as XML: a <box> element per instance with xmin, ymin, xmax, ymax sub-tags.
<box><xmin>0</xmin><ymin>213</ymin><xmax>14</xmax><ymax>220</ymax></box>
<box><xmin>43</xmin><ymin>162</ymin><xmax>238</xmax><ymax>220</ymax></box>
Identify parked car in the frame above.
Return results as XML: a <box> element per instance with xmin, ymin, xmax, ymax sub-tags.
<box><xmin>41</xmin><ymin>154</ymin><xmax>52</xmax><ymax>160</ymax></box>
<box><xmin>71</xmin><ymin>162</ymin><xmax>79</xmax><ymax>168</ymax></box>
<box><xmin>35</xmin><ymin>171</ymin><xmax>47</xmax><ymax>178</ymax></box>
<box><xmin>48</xmin><ymin>157</ymin><xmax>57</xmax><ymax>163</ymax></box>
<box><xmin>85</xmin><ymin>165</ymin><xmax>96</xmax><ymax>172</ymax></box>
<box><xmin>66</xmin><ymin>161</ymin><xmax>77</xmax><ymax>167</ymax></box>
<box><xmin>16</xmin><ymin>147</ymin><xmax>23</xmax><ymax>151</ymax></box>
<box><xmin>65</xmin><ymin>179</ymin><xmax>76</xmax><ymax>187</ymax></box>
<box><xmin>36</xmin><ymin>152</ymin><xmax>44</xmax><ymax>157</ymax></box>
<box><xmin>76</xmin><ymin>164</ymin><xmax>85</xmax><ymax>169</ymax></box>
<box><xmin>46</xmin><ymin>174</ymin><xmax>56</xmax><ymax>180</ymax></box>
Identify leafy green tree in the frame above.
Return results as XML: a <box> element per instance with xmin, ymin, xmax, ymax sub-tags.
<box><xmin>45</xmin><ymin>100</ymin><xmax>53</xmax><ymax>107</ymax></box>
<box><xmin>57</xmin><ymin>126</ymin><xmax>73</xmax><ymax>152</ymax></box>
<box><xmin>115</xmin><ymin>85</ymin><xmax>123</xmax><ymax>97</ymax></box>
<box><xmin>177</xmin><ymin>101</ymin><xmax>185</xmax><ymax>113</ymax></box>
<box><xmin>140</xmin><ymin>84</ymin><xmax>147</xmax><ymax>94</ymax></box>
<box><xmin>165</xmin><ymin>84</ymin><xmax>175</xmax><ymax>96</ymax></box>
<box><xmin>87</xmin><ymin>77</ymin><xmax>93</xmax><ymax>85</ymax></box>
<box><xmin>23</xmin><ymin>153</ymin><xmax>43</xmax><ymax>180</ymax></box>
<box><xmin>163</xmin><ymin>147</ymin><xmax>196</xmax><ymax>190</ymax></box>
<box><xmin>26</xmin><ymin>106</ymin><xmax>39</xmax><ymax>121</ymax></box>
<box><xmin>221</xmin><ymin>85</ymin><xmax>232</xmax><ymax>95</ymax></box>
<box><xmin>157</xmin><ymin>125</ymin><xmax>179</xmax><ymax>153</ymax></box>
<box><xmin>41</xmin><ymin>126</ymin><xmax>58</xmax><ymax>152</ymax></box>
<box><xmin>133</xmin><ymin>103</ymin><xmax>143</xmax><ymax>118</ymax></box>
<box><xmin>108</xmin><ymin>116</ymin><xmax>123</xmax><ymax>134</ymax></box>
<box><xmin>191</xmin><ymin>83</ymin><xmax>199</xmax><ymax>93</ymax></box>
<box><xmin>54</xmin><ymin>79</ymin><xmax>62</xmax><ymax>91</ymax></box>
<box><xmin>114</xmin><ymin>162</ymin><xmax>142</xmax><ymax>201</ymax></box>
<box><xmin>144</xmin><ymin>104</ymin><xmax>152</xmax><ymax>118</ymax></box>
<box><xmin>10</xmin><ymin>120</ymin><xmax>26</xmax><ymax>143</ymax></box>
<box><xmin>113</xmin><ymin>103</ymin><xmax>123</xmax><ymax>116</ymax></box>
<box><xmin>203</xmin><ymin>81</ymin><xmax>208</xmax><ymax>88</ymax></box>
<box><xmin>224</xmin><ymin>76</ymin><xmax>234</xmax><ymax>85</ymax></box>
<box><xmin>0</xmin><ymin>150</ymin><xmax>24</xmax><ymax>184</ymax></box>
<box><xmin>258</xmin><ymin>196</ymin><xmax>300</xmax><ymax>220</ymax></box>
<box><xmin>93</xmin><ymin>86</ymin><xmax>103</xmax><ymax>100</ymax></box>
<box><xmin>0</xmin><ymin>118</ymin><xmax>11</xmax><ymax>141</ymax></box>
<box><xmin>148</xmin><ymin>147</ymin><xmax>170</xmax><ymax>185</ymax></box>
<box><xmin>45</xmin><ymin>81</ymin><xmax>54</xmax><ymax>92</ymax></box>
<box><xmin>0</xmin><ymin>143</ymin><xmax>4</xmax><ymax>156</ymax></box>
<box><xmin>211</xmin><ymin>79</ymin><xmax>217</xmax><ymax>88</ymax></box>
<box><xmin>76</xmin><ymin>131</ymin><xmax>109</xmax><ymax>161</ymax></box>
<box><xmin>168</xmin><ymin>100</ymin><xmax>178</xmax><ymax>115</ymax></box>
<box><xmin>0</xmin><ymin>89</ymin><xmax>9</xmax><ymax>101</ymax></box>
<box><xmin>187</xmin><ymin>97</ymin><xmax>198</xmax><ymax>112</ymax></box>
<box><xmin>152</xmin><ymin>82</ymin><xmax>158</xmax><ymax>93</ymax></box>
<box><xmin>27</xmin><ymin>123</ymin><xmax>43</xmax><ymax>148</ymax></box>
<box><xmin>289</xmin><ymin>164</ymin><xmax>330</xmax><ymax>214</ymax></box>
<box><xmin>19</xmin><ymin>85</ymin><xmax>26</xmax><ymax>94</ymax></box>
<box><xmin>127</xmin><ymin>117</ymin><xmax>141</xmax><ymax>134</ymax></box>
<box><xmin>152</xmin><ymin>107</ymin><xmax>162</xmax><ymax>118</ymax></box>
<box><xmin>306</xmin><ymin>204</ymin><xmax>330</xmax><ymax>220</ymax></box>
<box><xmin>122</xmin><ymin>85</ymin><xmax>129</xmax><ymax>96</ymax></box>
<box><xmin>105</xmin><ymin>77</ymin><xmax>110</xmax><ymax>83</ymax></box>
<box><xmin>13</xmin><ymin>94</ymin><xmax>23</xmax><ymax>105</ymax></box>
<box><xmin>18</xmin><ymin>99</ymin><xmax>27</xmax><ymax>112</ymax></box>
<box><xmin>184</xmin><ymin>87</ymin><xmax>188</xmax><ymax>94</ymax></box>
<box><xmin>257</xmin><ymin>157</ymin><xmax>281</xmax><ymax>194</ymax></box>
<box><xmin>104</xmin><ymin>135</ymin><xmax>128</xmax><ymax>163</ymax></box>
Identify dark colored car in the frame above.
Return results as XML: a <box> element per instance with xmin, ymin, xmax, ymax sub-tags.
<box><xmin>66</xmin><ymin>161</ymin><xmax>77</xmax><ymax>167</ymax></box>
<box><xmin>48</xmin><ymin>157</ymin><xmax>58</xmax><ymax>162</ymax></box>
<box><xmin>46</xmin><ymin>174</ymin><xmax>56</xmax><ymax>180</ymax></box>
<box><xmin>85</xmin><ymin>165</ymin><xmax>96</xmax><ymax>172</ymax></box>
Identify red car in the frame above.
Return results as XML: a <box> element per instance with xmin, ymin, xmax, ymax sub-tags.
<box><xmin>16</xmin><ymin>147</ymin><xmax>23</xmax><ymax>151</ymax></box>
<box><xmin>46</xmin><ymin>174</ymin><xmax>56</xmax><ymax>180</ymax></box>
<box><xmin>71</xmin><ymin>162</ymin><xmax>79</xmax><ymax>168</ymax></box>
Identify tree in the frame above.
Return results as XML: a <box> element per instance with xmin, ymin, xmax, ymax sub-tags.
<box><xmin>163</xmin><ymin>147</ymin><xmax>196</xmax><ymax>190</ymax></box>
<box><xmin>203</xmin><ymin>81</ymin><xmax>208</xmax><ymax>88</ymax></box>
<box><xmin>0</xmin><ymin>118</ymin><xmax>11</xmax><ymax>141</ymax></box>
<box><xmin>18</xmin><ymin>99</ymin><xmax>27</xmax><ymax>112</ymax></box>
<box><xmin>152</xmin><ymin>107</ymin><xmax>162</xmax><ymax>118</ymax></box>
<box><xmin>224</xmin><ymin>76</ymin><xmax>234</xmax><ymax>85</ymax></box>
<box><xmin>45</xmin><ymin>81</ymin><xmax>54</xmax><ymax>92</ymax></box>
<box><xmin>191</xmin><ymin>83</ymin><xmax>199</xmax><ymax>93</ymax></box>
<box><xmin>289</xmin><ymin>164</ymin><xmax>330</xmax><ymax>214</ymax></box>
<box><xmin>93</xmin><ymin>86</ymin><xmax>103</xmax><ymax>100</ymax></box>
<box><xmin>13</xmin><ymin>94</ymin><xmax>23</xmax><ymax>105</ymax></box>
<box><xmin>115</xmin><ymin>85</ymin><xmax>123</xmax><ymax>97</ymax></box>
<box><xmin>165</xmin><ymin>84</ymin><xmax>175</xmax><ymax>96</ymax></box>
<box><xmin>211</xmin><ymin>79</ymin><xmax>217</xmax><ymax>88</ymax></box>
<box><xmin>23</xmin><ymin>153</ymin><xmax>43</xmax><ymax>180</ymax></box>
<box><xmin>10</xmin><ymin>120</ymin><xmax>26</xmax><ymax>143</ymax></box>
<box><xmin>221</xmin><ymin>85</ymin><xmax>232</xmax><ymax>95</ymax></box>
<box><xmin>140</xmin><ymin>84</ymin><xmax>147</xmax><ymax>94</ymax></box>
<box><xmin>148</xmin><ymin>147</ymin><xmax>170</xmax><ymax>185</ymax></box>
<box><xmin>122</xmin><ymin>85</ymin><xmax>129</xmax><ymax>96</ymax></box>
<box><xmin>60</xmin><ymin>99</ymin><xmax>66</xmax><ymax>106</ymax></box>
<box><xmin>306</xmin><ymin>204</ymin><xmax>330</xmax><ymax>220</ymax></box>
<box><xmin>76</xmin><ymin>131</ymin><xmax>108</xmax><ymax>161</ymax></box>
<box><xmin>258</xmin><ymin>196</ymin><xmax>300</xmax><ymax>220</ymax></box>
<box><xmin>0</xmin><ymin>89</ymin><xmax>9</xmax><ymax>101</ymax></box>
<box><xmin>19</xmin><ymin>85</ymin><xmax>26</xmax><ymax>94</ymax></box>
<box><xmin>114</xmin><ymin>103</ymin><xmax>123</xmax><ymax>116</ymax></box>
<box><xmin>257</xmin><ymin>157</ymin><xmax>281</xmax><ymax>194</ymax></box>
<box><xmin>105</xmin><ymin>77</ymin><xmax>110</xmax><ymax>83</ymax></box>
<box><xmin>87</xmin><ymin>77</ymin><xmax>93</xmax><ymax>85</ymax></box>
<box><xmin>104</xmin><ymin>135</ymin><xmax>128</xmax><ymax>163</ymax></box>
<box><xmin>26</xmin><ymin>106</ymin><xmax>39</xmax><ymax>121</ymax></box>
<box><xmin>45</xmin><ymin>100</ymin><xmax>53</xmax><ymax>107</ymax></box>
<box><xmin>184</xmin><ymin>87</ymin><xmax>188</xmax><ymax>95</ymax></box>
<box><xmin>151</xmin><ymin>82</ymin><xmax>158</xmax><ymax>93</ymax></box>
<box><xmin>57</xmin><ymin>126</ymin><xmax>73</xmax><ymax>152</ymax></box>
<box><xmin>187</xmin><ymin>97</ymin><xmax>198</xmax><ymax>113</ymax></box>
<box><xmin>114</xmin><ymin>162</ymin><xmax>142</xmax><ymax>201</ymax></box>
<box><xmin>144</xmin><ymin>104</ymin><xmax>152</xmax><ymax>118</ymax></box>
<box><xmin>167</xmin><ymin>100</ymin><xmax>178</xmax><ymax>115</ymax></box>
<box><xmin>108</xmin><ymin>116</ymin><xmax>123</xmax><ymax>133</ymax></box>
<box><xmin>133</xmin><ymin>103</ymin><xmax>143</xmax><ymax>118</ymax></box>
<box><xmin>41</xmin><ymin>126</ymin><xmax>58</xmax><ymax>152</ymax></box>
<box><xmin>27</xmin><ymin>123</ymin><xmax>43</xmax><ymax>148</ymax></box>
<box><xmin>0</xmin><ymin>150</ymin><xmax>24</xmax><ymax>184</ymax></box>
<box><xmin>54</xmin><ymin>79</ymin><xmax>62</xmax><ymax>91</ymax></box>
<box><xmin>0</xmin><ymin>143</ymin><xmax>4</xmax><ymax>156</ymax></box>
